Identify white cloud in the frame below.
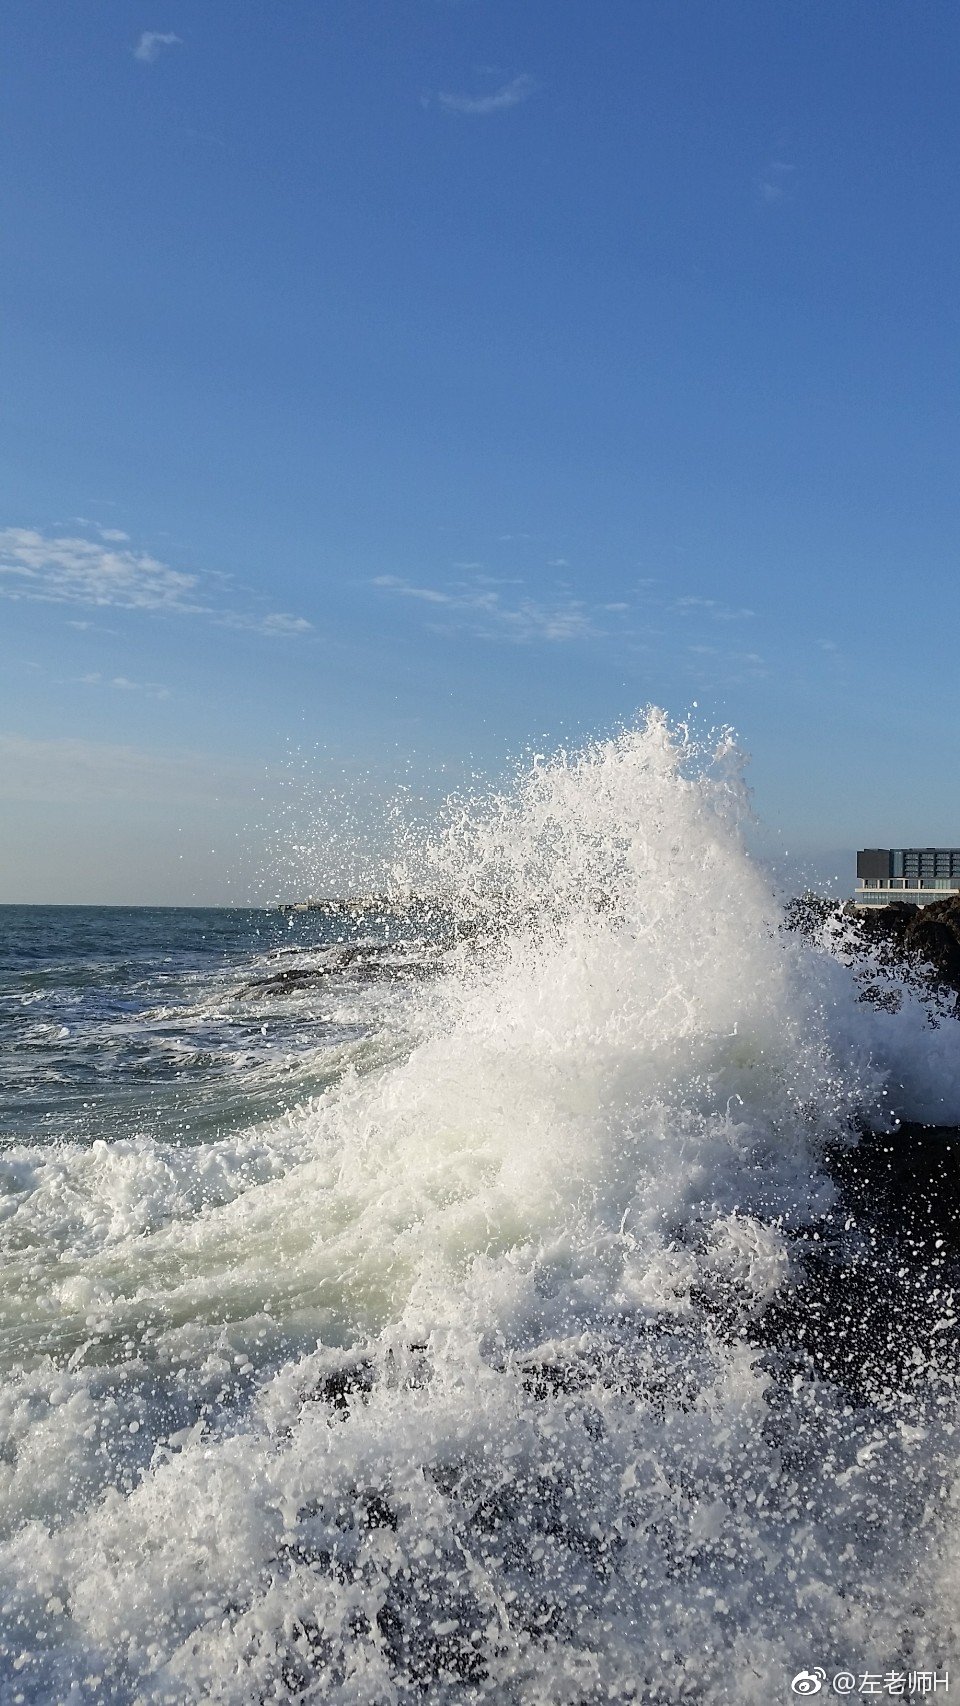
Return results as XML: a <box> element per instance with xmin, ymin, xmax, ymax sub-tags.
<box><xmin>685</xmin><ymin>647</ymin><xmax>769</xmax><ymax>686</ymax></box>
<box><xmin>70</xmin><ymin>519</ymin><xmax>130</xmax><ymax>542</ymax></box>
<box><xmin>0</xmin><ymin>529</ymin><xmax>202</xmax><ymax>612</ymax></box>
<box><xmin>672</xmin><ymin>595</ymin><xmax>755</xmax><ymax>621</ymax></box>
<box><xmin>133</xmin><ymin>31</ymin><xmax>182</xmax><ymax>64</ymax></box>
<box><xmin>438</xmin><ymin>74</ymin><xmax>535</xmax><ymax>117</ymax></box>
<box><xmin>0</xmin><ymin>527</ymin><xmax>311</xmax><ymax>639</ymax></box>
<box><xmin>219</xmin><ymin>610</ymin><xmax>314</xmax><ymax>637</ymax></box>
<box><xmin>452</xmin><ymin>570</ymin><xmax>523</xmax><ymax>587</ymax></box>
<box><xmin>373</xmin><ymin>573</ymin><xmax>596</xmax><ymax>643</ymax></box>
<box><xmin>69</xmin><ymin>670</ymin><xmax>169</xmax><ymax>699</ymax></box>
<box><xmin>505</xmin><ymin>603</ymin><xmax>593</xmax><ymax>642</ymax></box>
<box><xmin>112</xmin><ymin>675</ymin><xmax>171</xmax><ymax>698</ymax></box>
<box><xmin>373</xmin><ymin>574</ymin><xmax>450</xmax><ymax>606</ymax></box>
<box><xmin>259</xmin><ymin>612</ymin><xmax>312</xmax><ymax>636</ymax></box>
<box><xmin>373</xmin><ymin>569</ymin><xmax>770</xmax><ymax>654</ymax></box>
<box><xmin>376</xmin><ymin>568</ymin><xmax>764</xmax><ymax>649</ymax></box>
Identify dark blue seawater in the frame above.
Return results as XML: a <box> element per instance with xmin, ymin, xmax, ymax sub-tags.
<box><xmin>0</xmin><ymin>904</ymin><xmax>432</xmax><ymax>1146</ymax></box>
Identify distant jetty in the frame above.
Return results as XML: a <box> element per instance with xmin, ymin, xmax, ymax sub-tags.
<box><xmin>275</xmin><ymin>894</ymin><xmax>441</xmax><ymax>916</ymax></box>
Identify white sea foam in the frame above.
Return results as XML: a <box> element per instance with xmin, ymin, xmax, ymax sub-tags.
<box><xmin>0</xmin><ymin>713</ymin><xmax>957</xmax><ymax>1702</ymax></box>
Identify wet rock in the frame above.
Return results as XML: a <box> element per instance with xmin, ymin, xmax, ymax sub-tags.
<box><xmin>788</xmin><ymin>892</ymin><xmax>960</xmax><ymax>1005</ymax></box>
<box><xmin>750</xmin><ymin>1124</ymin><xmax>960</xmax><ymax>1403</ymax></box>
<box><xmin>854</xmin><ymin>895</ymin><xmax>960</xmax><ymax>996</ymax></box>
<box><xmin>827</xmin><ymin>1123</ymin><xmax>960</xmax><ymax>1253</ymax></box>
<box><xmin>235</xmin><ymin>950</ymin><xmax>360</xmax><ymax>999</ymax></box>
<box><xmin>235</xmin><ymin>947</ymin><xmax>434</xmax><ymax>999</ymax></box>
<box><xmin>306</xmin><ymin>1356</ymin><xmax>375</xmax><ymax>1415</ymax></box>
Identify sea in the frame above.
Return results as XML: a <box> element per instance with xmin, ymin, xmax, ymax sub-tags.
<box><xmin>1</xmin><ymin>714</ymin><xmax>958</xmax><ymax>1704</ymax></box>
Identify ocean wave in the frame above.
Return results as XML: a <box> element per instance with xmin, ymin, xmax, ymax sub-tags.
<box><xmin>0</xmin><ymin>712</ymin><xmax>957</xmax><ymax>1702</ymax></box>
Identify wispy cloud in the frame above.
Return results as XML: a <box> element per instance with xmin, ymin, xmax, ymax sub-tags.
<box><xmin>0</xmin><ymin>529</ymin><xmax>202</xmax><ymax>613</ymax></box>
<box><xmin>219</xmin><ymin>610</ymin><xmax>313</xmax><ymax>637</ymax></box>
<box><xmin>437</xmin><ymin>74</ymin><xmax>535</xmax><ymax>117</ymax></box>
<box><xmin>133</xmin><ymin>31</ymin><xmax>182</xmax><ymax>64</ymax></box>
<box><xmin>0</xmin><ymin>527</ymin><xmax>312</xmax><ymax>639</ymax></box>
<box><xmin>374</xmin><ymin>575</ymin><xmax>450</xmax><ymax>607</ymax></box>
<box><xmin>758</xmin><ymin>158</ymin><xmax>795</xmax><ymax>204</ymax></box>
<box><xmin>671</xmin><ymin>595</ymin><xmax>755</xmax><ymax>621</ymax></box>
<box><xmin>684</xmin><ymin>646</ymin><xmax>770</xmax><ymax>687</ymax></box>
<box><xmin>75</xmin><ymin>671</ymin><xmax>171</xmax><ymax>700</ymax></box>
<box><xmin>374</xmin><ymin>567</ymin><xmax>764</xmax><ymax>652</ymax></box>
<box><xmin>71</xmin><ymin>518</ymin><xmax>131</xmax><ymax>542</ymax></box>
<box><xmin>373</xmin><ymin>573</ymin><xmax>594</xmax><ymax>643</ymax></box>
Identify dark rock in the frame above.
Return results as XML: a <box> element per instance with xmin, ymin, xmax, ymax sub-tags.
<box><xmin>750</xmin><ymin>1123</ymin><xmax>960</xmax><ymax>1403</ymax></box>
<box><xmin>235</xmin><ymin>947</ymin><xmax>434</xmax><ymax>1000</ymax></box>
<box><xmin>848</xmin><ymin>894</ymin><xmax>960</xmax><ymax>997</ymax></box>
<box><xmin>305</xmin><ymin>1356</ymin><xmax>375</xmax><ymax>1415</ymax></box>
<box><xmin>786</xmin><ymin>892</ymin><xmax>960</xmax><ymax>1011</ymax></box>
<box><xmin>827</xmin><ymin>1123</ymin><xmax>960</xmax><ymax>1252</ymax></box>
<box><xmin>236</xmin><ymin>949</ymin><xmax>360</xmax><ymax>999</ymax></box>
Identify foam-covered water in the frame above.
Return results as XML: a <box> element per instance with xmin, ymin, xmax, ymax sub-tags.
<box><xmin>1</xmin><ymin>714</ymin><xmax>958</xmax><ymax>1702</ymax></box>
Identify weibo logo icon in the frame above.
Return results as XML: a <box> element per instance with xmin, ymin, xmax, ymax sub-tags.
<box><xmin>791</xmin><ymin>1672</ymin><xmax>827</xmax><ymax>1696</ymax></box>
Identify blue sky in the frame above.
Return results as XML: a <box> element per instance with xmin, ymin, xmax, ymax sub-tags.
<box><xmin>2</xmin><ymin>1</ymin><xmax>958</xmax><ymax>902</ymax></box>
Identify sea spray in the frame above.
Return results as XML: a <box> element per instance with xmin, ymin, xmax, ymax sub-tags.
<box><xmin>0</xmin><ymin>711</ymin><xmax>958</xmax><ymax>1702</ymax></box>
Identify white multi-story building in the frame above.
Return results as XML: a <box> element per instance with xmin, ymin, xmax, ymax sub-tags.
<box><xmin>855</xmin><ymin>848</ymin><xmax>960</xmax><ymax>906</ymax></box>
